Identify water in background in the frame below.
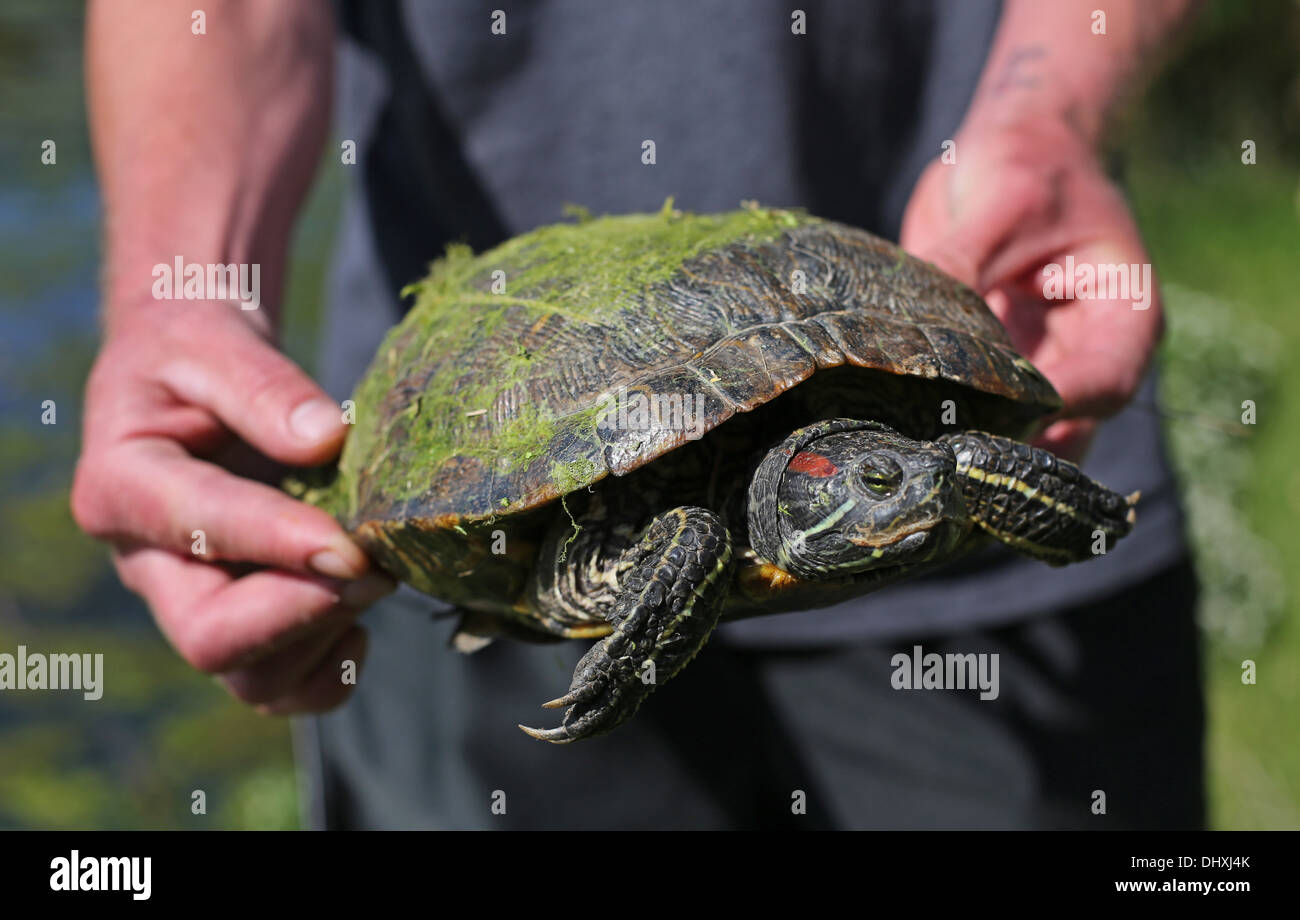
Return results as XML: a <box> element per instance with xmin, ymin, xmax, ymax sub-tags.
<box><xmin>0</xmin><ymin>2</ymin><xmax>336</xmax><ymax>829</ymax></box>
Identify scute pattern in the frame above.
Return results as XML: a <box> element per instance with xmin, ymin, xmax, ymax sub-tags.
<box><xmin>345</xmin><ymin>216</ymin><xmax>1059</xmax><ymax>533</ymax></box>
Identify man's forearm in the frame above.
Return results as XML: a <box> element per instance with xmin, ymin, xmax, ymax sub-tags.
<box><xmin>964</xmin><ymin>0</ymin><xmax>1198</xmax><ymax>145</ymax></box>
<box><xmin>87</xmin><ymin>0</ymin><xmax>334</xmax><ymax>331</ymax></box>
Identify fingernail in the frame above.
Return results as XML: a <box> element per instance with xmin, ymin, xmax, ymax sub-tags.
<box><xmin>340</xmin><ymin>573</ymin><xmax>397</xmax><ymax>607</ymax></box>
<box><xmin>309</xmin><ymin>541</ymin><xmax>368</xmax><ymax>579</ymax></box>
<box><xmin>289</xmin><ymin>397</ymin><xmax>343</xmax><ymax>443</ymax></box>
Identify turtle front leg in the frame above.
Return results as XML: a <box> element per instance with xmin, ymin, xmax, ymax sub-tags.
<box><xmin>938</xmin><ymin>431</ymin><xmax>1139</xmax><ymax>565</ymax></box>
<box><xmin>520</xmin><ymin>506</ymin><xmax>733</xmax><ymax>743</ymax></box>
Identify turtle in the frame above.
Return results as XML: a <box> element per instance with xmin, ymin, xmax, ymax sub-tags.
<box><xmin>291</xmin><ymin>203</ymin><xmax>1138</xmax><ymax>744</ymax></box>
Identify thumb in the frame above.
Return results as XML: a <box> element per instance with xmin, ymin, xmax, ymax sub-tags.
<box><xmin>156</xmin><ymin>309</ymin><xmax>347</xmax><ymax>466</ymax></box>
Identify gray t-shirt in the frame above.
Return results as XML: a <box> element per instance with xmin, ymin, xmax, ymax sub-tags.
<box><xmin>322</xmin><ymin>0</ymin><xmax>1186</xmax><ymax>646</ymax></box>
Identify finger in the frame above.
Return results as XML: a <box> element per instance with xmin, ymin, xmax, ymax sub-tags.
<box><xmin>1031</xmin><ymin>341</ymin><xmax>1147</xmax><ymax>421</ymax></box>
<box><xmin>114</xmin><ymin>546</ymin><xmax>394</xmax><ymax>673</ymax></box>
<box><xmin>219</xmin><ymin>614</ymin><xmax>357</xmax><ymax>706</ymax></box>
<box><xmin>1031</xmin><ymin>418</ymin><xmax>1097</xmax><ymax>464</ymax></box>
<box><xmin>258</xmin><ymin>626</ymin><xmax>369</xmax><ymax>715</ymax></box>
<box><xmin>76</xmin><ymin>438</ymin><xmax>370</xmax><ymax>578</ymax></box>
<box><xmin>978</xmin><ymin>194</ymin><xmax>1140</xmax><ymax>296</ymax></box>
<box><xmin>153</xmin><ymin>308</ymin><xmax>347</xmax><ymax>466</ymax></box>
<box><xmin>981</xmin><ymin>284</ymin><xmax>1146</xmax><ymax>414</ymax></box>
<box><xmin>1027</xmin><ymin>246</ymin><xmax>1160</xmax><ymax>419</ymax></box>
<box><xmin>904</xmin><ymin>167</ymin><xmax>1052</xmax><ymax>288</ymax></box>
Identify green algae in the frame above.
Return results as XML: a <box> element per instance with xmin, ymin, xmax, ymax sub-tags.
<box><xmin>403</xmin><ymin>202</ymin><xmax>805</xmax><ymax>323</ymax></box>
<box><xmin>318</xmin><ymin>205</ymin><xmax>815</xmax><ymax>525</ymax></box>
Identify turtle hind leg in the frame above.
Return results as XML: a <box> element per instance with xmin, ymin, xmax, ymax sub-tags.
<box><xmin>519</xmin><ymin>506</ymin><xmax>733</xmax><ymax>744</ymax></box>
<box><xmin>939</xmin><ymin>431</ymin><xmax>1138</xmax><ymax>565</ymax></box>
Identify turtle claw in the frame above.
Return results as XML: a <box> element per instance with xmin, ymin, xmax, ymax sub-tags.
<box><xmin>519</xmin><ymin>506</ymin><xmax>733</xmax><ymax>743</ymax></box>
<box><xmin>520</xmin><ymin>639</ymin><xmax>636</xmax><ymax>743</ymax></box>
<box><xmin>517</xmin><ymin>723</ymin><xmax>575</xmax><ymax>744</ymax></box>
<box><xmin>540</xmin><ymin>676</ymin><xmax>606</xmax><ymax>710</ymax></box>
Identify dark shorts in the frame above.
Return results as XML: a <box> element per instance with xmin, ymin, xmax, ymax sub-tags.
<box><xmin>299</xmin><ymin>557</ymin><xmax>1204</xmax><ymax>830</ymax></box>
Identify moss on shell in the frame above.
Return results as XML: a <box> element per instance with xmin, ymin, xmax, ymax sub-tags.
<box><xmin>323</xmin><ymin>204</ymin><xmax>815</xmax><ymax>526</ymax></box>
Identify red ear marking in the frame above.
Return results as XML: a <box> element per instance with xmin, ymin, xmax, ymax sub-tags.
<box><xmin>789</xmin><ymin>451</ymin><xmax>839</xmax><ymax>477</ymax></box>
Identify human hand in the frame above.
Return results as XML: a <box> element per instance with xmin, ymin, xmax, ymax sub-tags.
<box><xmin>901</xmin><ymin>115</ymin><xmax>1162</xmax><ymax>460</ymax></box>
<box><xmin>71</xmin><ymin>301</ymin><xmax>394</xmax><ymax>713</ymax></box>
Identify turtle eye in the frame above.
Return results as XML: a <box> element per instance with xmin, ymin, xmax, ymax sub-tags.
<box><xmin>855</xmin><ymin>455</ymin><xmax>903</xmax><ymax>499</ymax></box>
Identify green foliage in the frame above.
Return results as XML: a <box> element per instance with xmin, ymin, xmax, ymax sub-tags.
<box><xmin>1134</xmin><ymin>0</ymin><xmax>1300</xmax><ymax>166</ymax></box>
<box><xmin>1131</xmin><ymin>154</ymin><xmax>1300</xmax><ymax>828</ymax></box>
<box><xmin>0</xmin><ymin>626</ymin><xmax>299</xmax><ymax>830</ymax></box>
<box><xmin>0</xmin><ymin>1</ymin><xmax>324</xmax><ymax>831</ymax></box>
<box><xmin>0</xmin><ymin>0</ymin><xmax>92</xmax><ymax>187</ymax></box>
<box><xmin>1127</xmin><ymin>1</ymin><xmax>1300</xmax><ymax>826</ymax></box>
<box><xmin>1158</xmin><ymin>286</ymin><xmax>1284</xmax><ymax>647</ymax></box>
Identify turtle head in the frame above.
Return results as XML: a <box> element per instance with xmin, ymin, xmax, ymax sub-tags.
<box><xmin>747</xmin><ymin>419</ymin><xmax>971</xmax><ymax>579</ymax></box>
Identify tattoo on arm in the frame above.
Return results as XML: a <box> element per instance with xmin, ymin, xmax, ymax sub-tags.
<box><xmin>991</xmin><ymin>44</ymin><xmax>1047</xmax><ymax>95</ymax></box>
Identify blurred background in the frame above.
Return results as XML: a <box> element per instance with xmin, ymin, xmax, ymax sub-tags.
<box><xmin>1</xmin><ymin>0</ymin><xmax>1297</xmax><ymax>829</ymax></box>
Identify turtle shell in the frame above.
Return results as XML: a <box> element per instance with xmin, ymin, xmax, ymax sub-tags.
<box><xmin>312</xmin><ymin>206</ymin><xmax>1059</xmax><ymax>607</ymax></box>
